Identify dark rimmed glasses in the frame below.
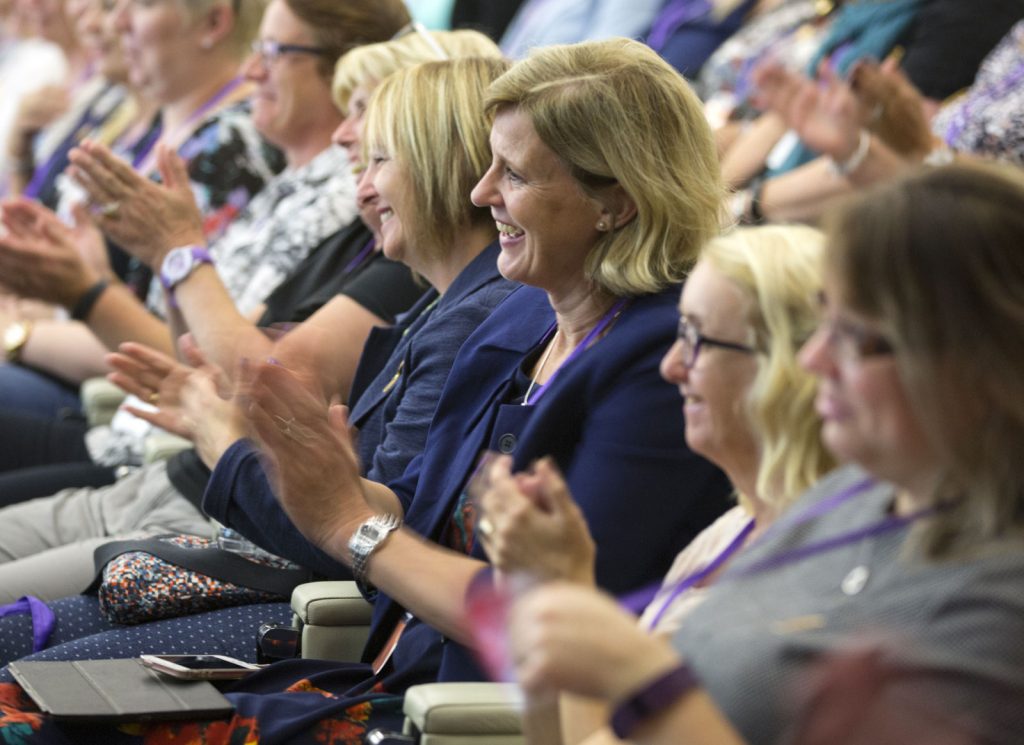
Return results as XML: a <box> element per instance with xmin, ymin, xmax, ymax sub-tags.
<box><xmin>676</xmin><ymin>317</ymin><xmax>757</xmax><ymax>369</ymax></box>
<box><xmin>250</xmin><ymin>39</ymin><xmax>331</xmax><ymax>66</ymax></box>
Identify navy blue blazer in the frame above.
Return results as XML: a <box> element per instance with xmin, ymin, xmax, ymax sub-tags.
<box><xmin>204</xmin><ymin>243</ymin><xmax>515</xmax><ymax>577</ymax></box>
<box><xmin>373</xmin><ymin>284</ymin><xmax>732</xmax><ymax>687</ymax></box>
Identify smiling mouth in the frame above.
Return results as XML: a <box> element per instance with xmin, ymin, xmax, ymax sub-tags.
<box><xmin>496</xmin><ymin>220</ymin><xmax>524</xmax><ymax>238</ymax></box>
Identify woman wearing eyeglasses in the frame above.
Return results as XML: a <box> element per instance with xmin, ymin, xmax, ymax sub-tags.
<box><xmin>505</xmin><ymin>163</ymin><xmax>1024</xmax><ymax>744</ymax></box>
<box><xmin>475</xmin><ymin>225</ymin><xmax>835</xmax><ymax>743</ymax></box>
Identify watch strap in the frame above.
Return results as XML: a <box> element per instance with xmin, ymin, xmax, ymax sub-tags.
<box><xmin>349</xmin><ymin>514</ymin><xmax>402</xmax><ymax>583</ymax></box>
<box><xmin>610</xmin><ymin>663</ymin><xmax>699</xmax><ymax>739</ymax></box>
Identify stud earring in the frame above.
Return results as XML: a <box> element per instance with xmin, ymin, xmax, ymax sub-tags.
<box><xmin>597</xmin><ymin>220</ymin><xmax>609</xmax><ymax>232</ymax></box>
<box><xmin>200</xmin><ymin>39</ymin><xmax>213</xmax><ymax>50</ymax></box>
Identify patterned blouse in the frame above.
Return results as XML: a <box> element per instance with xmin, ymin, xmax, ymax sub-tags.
<box><xmin>931</xmin><ymin>19</ymin><xmax>1024</xmax><ymax>166</ymax></box>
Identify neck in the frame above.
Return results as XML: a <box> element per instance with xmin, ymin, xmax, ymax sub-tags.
<box><xmin>161</xmin><ymin>64</ymin><xmax>241</xmax><ymax>135</ymax></box>
<box><xmin>415</xmin><ymin>224</ymin><xmax>495</xmax><ymax>294</ymax></box>
<box><xmin>280</xmin><ymin>123</ymin><xmax>340</xmax><ymax>170</ymax></box>
<box><xmin>726</xmin><ymin>464</ymin><xmax>778</xmax><ymax>542</ymax></box>
<box><xmin>548</xmin><ymin>279</ymin><xmax>617</xmax><ymax>349</ymax></box>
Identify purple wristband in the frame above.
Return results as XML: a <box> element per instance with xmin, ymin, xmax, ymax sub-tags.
<box><xmin>610</xmin><ymin>663</ymin><xmax>699</xmax><ymax>739</ymax></box>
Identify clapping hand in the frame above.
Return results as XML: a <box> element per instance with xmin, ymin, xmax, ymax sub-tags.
<box><xmin>474</xmin><ymin>455</ymin><xmax>596</xmax><ymax>586</ymax></box>
<box><xmin>67</xmin><ymin>141</ymin><xmax>205</xmax><ymax>267</ymax></box>
<box><xmin>0</xmin><ymin>198</ymin><xmax>103</xmax><ymax>307</ymax></box>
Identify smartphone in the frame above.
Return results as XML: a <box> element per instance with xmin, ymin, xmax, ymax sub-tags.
<box><xmin>139</xmin><ymin>654</ymin><xmax>263</xmax><ymax>680</ymax></box>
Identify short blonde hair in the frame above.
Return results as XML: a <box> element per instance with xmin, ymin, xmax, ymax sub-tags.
<box><xmin>363</xmin><ymin>57</ymin><xmax>511</xmax><ymax>258</ymax></box>
<box><xmin>485</xmin><ymin>38</ymin><xmax>723</xmax><ymax>297</ymax></box>
<box><xmin>332</xmin><ymin>29</ymin><xmax>501</xmax><ymax>114</ymax></box>
<box><xmin>703</xmin><ymin>226</ymin><xmax>833</xmax><ymax>508</ymax></box>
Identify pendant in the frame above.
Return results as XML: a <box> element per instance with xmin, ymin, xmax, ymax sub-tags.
<box><xmin>841</xmin><ymin>565</ymin><xmax>870</xmax><ymax>596</ymax></box>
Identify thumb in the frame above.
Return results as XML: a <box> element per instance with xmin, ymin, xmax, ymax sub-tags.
<box><xmin>159</xmin><ymin>145</ymin><xmax>191</xmax><ymax>192</ymax></box>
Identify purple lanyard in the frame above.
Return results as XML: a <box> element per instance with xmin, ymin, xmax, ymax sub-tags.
<box><xmin>638</xmin><ymin>516</ymin><xmax>755</xmax><ymax>630</ymax></box>
<box><xmin>525</xmin><ymin>297</ymin><xmax>630</xmax><ymax>406</ymax></box>
<box><xmin>944</xmin><ymin>59</ymin><xmax>1024</xmax><ymax>147</ymax></box>
<box><xmin>647</xmin><ymin>0</ymin><xmax>712</xmax><ymax>51</ymax></box>
<box><xmin>342</xmin><ymin>237</ymin><xmax>376</xmax><ymax>275</ymax></box>
<box><xmin>0</xmin><ymin>596</ymin><xmax>55</xmax><ymax>652</ymax></box>
<box><xmin>729</xmin><ymin>480</ymin><xmax>942</xmax><ymax>577</ymax></box>
<box><xmin>23</xmin><ymin>106</ymin><xmax>105</xmax><ymax>198</ymax></box>
<box><xmin>138</xmin><ymin>76</ymin><xmax>244</xmax><ymax>173</ymax></box>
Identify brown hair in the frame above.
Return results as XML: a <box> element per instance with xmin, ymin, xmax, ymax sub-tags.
<box><xmin>282</xmin><ymin>0</ymin><xmax>410</xmax><ymax>78</ymax></box>
<box><xmin>825</xmin><ymin>163</ymin><xmax>1024</xmax><ymax>557</ymax></box>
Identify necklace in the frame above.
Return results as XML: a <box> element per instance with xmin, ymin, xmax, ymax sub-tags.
<box><xmin>522</xmin><ymin>336</ymin><xmax>558</xmax><ymax>406</ymax></box>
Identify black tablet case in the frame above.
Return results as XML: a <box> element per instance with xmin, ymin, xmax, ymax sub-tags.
<box><xmin>9</xmin><ymin>659</ymin><xmax>235</xmax><ymax>722</ymax></box>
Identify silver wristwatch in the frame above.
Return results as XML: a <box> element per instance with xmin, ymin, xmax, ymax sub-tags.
<box><xmin>348</xmin><ymin>514</ymin><xmax>402</xmax><ymax>582</ymax></box>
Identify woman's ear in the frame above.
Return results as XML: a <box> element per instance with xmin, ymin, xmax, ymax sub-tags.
<box><xmin>597</xmin><ymin>183</ymin><xmax>638</xmax><ymax>231</ymax></box>
<box><xmin>197</xmin><ymin>1</ymin><xmax>234</xmax><ymax>51</ymax></box>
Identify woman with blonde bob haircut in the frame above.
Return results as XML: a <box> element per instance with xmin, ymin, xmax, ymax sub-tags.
<box><xmin>477</xmin><ymin>225</ymin><xmax>833</xmax><ymax>743</ymax></box>
<box><xmin>483</xmin><ymin>37</ymin><xmax>723</xmax><ymax>297</ymax></box>
<box><xmin>362</xmin><ymin>56</ymin><xmax>504</xmax><ymax>260</ymax></box>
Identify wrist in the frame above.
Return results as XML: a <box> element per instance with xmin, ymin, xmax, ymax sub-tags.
<box><xmin>610</xmin><ymin>659</ymin><xmax>699</xmax><ymax>739</ymax></box>
<box><xmin>69</xmin><ymin>278</ymin><xmax>110</xmax><ymax>322</ymax></box>
<box><xmin>827</xmin><ymin>129</ymin><xmax>871</xmax><ymax>177</ymax></box>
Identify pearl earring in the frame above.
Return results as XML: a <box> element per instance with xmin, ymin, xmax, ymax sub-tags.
<box><xmin>597</xmin><ymin>220</ymin><xmax>609</xmax><ymax>232</ymax></box>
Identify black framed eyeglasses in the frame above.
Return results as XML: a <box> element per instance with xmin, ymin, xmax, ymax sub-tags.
<box><xmin>251</xmin><ymin>39</ymin><xmax>330</xmax><ymax>66</ymax></box>
<box><xmin>676</xmin><ymin>317</ymin><xmax>757</xmax><ymax>369</ymax></box>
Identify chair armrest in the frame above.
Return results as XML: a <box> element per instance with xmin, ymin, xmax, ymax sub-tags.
<box><xmin>402</xmin><ymin>682</ymin><xmax>524</xmax><ymax>744</ymax></box>
<box><xmin>143</xmin><ymin>432</ymin><xmax>193</xmax><ymax>463</ymax></box>
<box><xmin>80</xmin><ymin>377</ymin><xmax>126</xmax><ymax>426</ymax></box>
<box><xmin>292</xmin><ymin>581</ymin><xmax>373</xmax><ymax>662</ymax></box>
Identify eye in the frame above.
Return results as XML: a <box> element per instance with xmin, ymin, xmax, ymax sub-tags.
<box><xmin>504</xmin><ymin>166</ymin><xmax>523</xmax><ymax>184</ymax></box>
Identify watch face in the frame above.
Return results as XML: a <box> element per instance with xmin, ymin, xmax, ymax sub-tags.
<box><xmin>163</xmin><ymin>248</ymin><xmax>193</xmax><ymax>284</ymax></box>
<box><xmin>4</xmin><ymin>323</ymin><xmax>26</xmax><ymax>349</ymax></box>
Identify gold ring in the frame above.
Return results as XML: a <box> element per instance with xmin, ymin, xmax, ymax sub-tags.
<box><xmin>96</xmin><ymin>201</ymin><xmax>121</xmax><ymax>217</ymax></box>
<box><xmin>477</xmin><ymin>516</ymin><xmax>495</xmax><ymax>538</ymax></box>
<box><xmin>148</xmin><ymin>392</ymin><xmax>159</xmax><ymax>404</ymax></box>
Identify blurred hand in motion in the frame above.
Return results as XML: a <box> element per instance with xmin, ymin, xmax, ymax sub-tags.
<box><xmin>67</xmin><ymin>141</ymin><xmax>205</xmax><ymax>267</ymax></box>
<box><xmin>473</xmin><ymin>455</ymin><xmax>596</xmax><ymax>586</ymax></box>
<box><xmin>0</xmin><ymin>198</ymin><xmax>104</xmax><ymax>307</ymax></box>
<box><xmin>244</xmin><ymin>358</ymin><xmax>372</xmax><ymax>552</ymax></box>
<box><xmin>509</xmin><ymin>581</ymin><xmax>680</xmax><ymax>700</ymax></box>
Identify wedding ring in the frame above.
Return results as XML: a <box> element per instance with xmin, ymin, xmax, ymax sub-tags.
<box><xmin>478</xmin><ymin>516</ymin><xmax>495</xmax><ymax>539</ymax></box>
<box><xmin>148</xmin><ymin>392</ymin><xmax>159</xmax><ymax>404</ymax></box>
<box><xmin>274</xmin><ymin>415</ymin><xmax>297</xmax><ymax>434</ymax></box>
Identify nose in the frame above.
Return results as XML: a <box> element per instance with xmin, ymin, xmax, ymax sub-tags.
<box><xmin>332</xmin><ymin>115</ymin><xmax>358</xmax><ymax>151</ymax></box>
<box><xmin>659</xmin><ymin>339</ymin><xmax>689</xmax><ymax>386</ymax></box>
<box><xmin>798</xmin><ymin>325</ymin><xmax>836</xmax><ymax>377</ymax></box>
<box><xmin>470</xmin><ymin>161</ymin><xmax>500</xmax><ymax>208</ymax></box>
<box><xmin>356</xmin><ymin>167</ymin><xmax>377</xmax><ymax>209</ymax></box>
<box><xmin>240</xmin><ymin>51</ymin><xmax>266</xmax><ymax>82</ymax></box>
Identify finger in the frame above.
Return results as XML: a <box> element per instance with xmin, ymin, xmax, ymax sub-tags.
<box><xmin>178</xmin><ymin>333</ymin><xmax>207</xmax><ymax>368</ymax></box>
<box><xmin>122</xmin><ymin>405</ymin><xmax>190</xmax><ymax>439</ymax></box>
<box><xmin>159</xmin><ymin>145</ymin><xmax>192</xmax><ymax>193</ymax></box>
<box><xmin>105</xmin><ymin>357</ymin><xmax>169</xmax><ymax>396</ymax></box>
<box><xmin>79</xmin><ymin>140</ymin><xmax>142</xmax><ymax>189</ymax></box>
<box><xmin>117</xmin><ymin>341</ymin><xmax>179</xmax><ymax>376</ymax></box>
<box><xmin>532</xmin><ymin>458</ymin><xmax>574</xmax><ymax>513</ymax></box>
<box><xmin>106</xmin><ymin>370</ymin><xmax>153</xmax><ymax>400</ymax></box>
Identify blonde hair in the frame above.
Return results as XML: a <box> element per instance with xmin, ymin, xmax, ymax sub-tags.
<box><xmin>703</xmin><ymin>226</ymin><xmax>834</xmax><ymax>509</ymax></box>
<box><xmin>362</xmin><ymin>57</ymin><xmax>511</xmax><ymax>258</ymax></box>
<box><xmin>333</xmin><ymin>29</ymin><xmax>501</xmax><ymax>114</ymax></box>
<box><xmin>825</xmin><ymin>163</ymin><xmax>1024</xmax><ymax>558</ymax></box>
<box><xmin>485</xmin><ymin>38</ymin><xmax>723</xmax><ymax>296</ymax></box>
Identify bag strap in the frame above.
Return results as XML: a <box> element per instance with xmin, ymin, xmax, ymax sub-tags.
<box><xmin>87</xmin><ymin>536</ymin><xmax>314</xmax><ymax>597</ymax></box>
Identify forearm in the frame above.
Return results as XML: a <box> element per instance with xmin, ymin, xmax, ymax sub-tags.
<box><xmin>19</xmin><ymin>320</ymin><xmax>111</xmax><ymax>383</ymax></box>
<box><xmin>85</xmin><ymin>282</ymin><xmax>176</xmax><ymax>355</ymax></box>
<box><xmin>720</xmin><ymin>112</ymin><xmax>788</xmax><ymax>189</ymax></box>
<box><xmin>627</xmin><ymin>689</ymin><xmax>745</xmax><ymax>745</ymax></box>
<box><xmin>365</xmin><ymin>529</ymin><xmax>488</xmax><ymax>644</ymax></box>
<box><xmin>173</xmin><ymin>266</ymin><xmax>274</xmax><ymax>377</ymax></box>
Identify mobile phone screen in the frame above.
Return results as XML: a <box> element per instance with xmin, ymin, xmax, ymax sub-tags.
<box><xmin>163</xmin><ymin>655</ymin><xmax>253</xmax><ymax>670</ymax></box>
